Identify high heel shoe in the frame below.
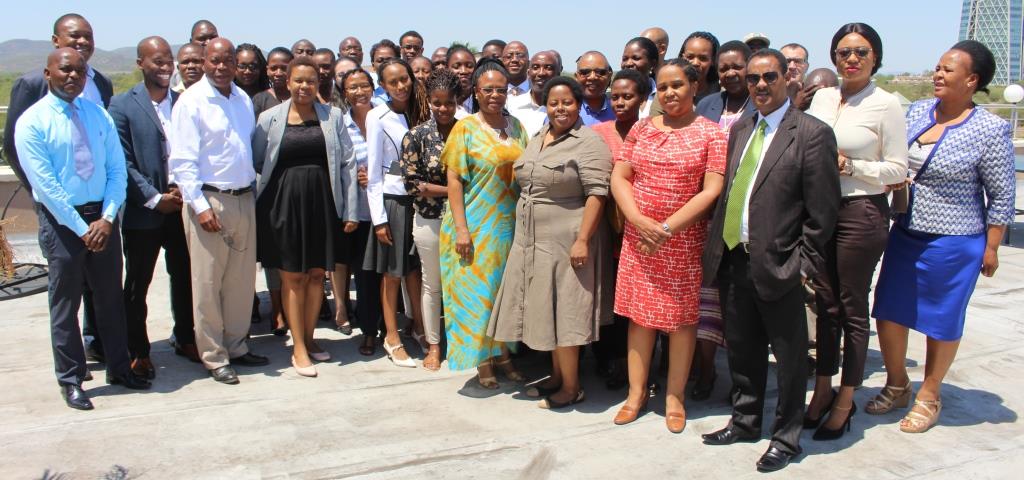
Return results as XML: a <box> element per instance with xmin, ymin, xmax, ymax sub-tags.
<box><xmin>812</xmin><ymin>402</ymin><xmax>856</xmax><ymax>440</ymax></box>
<box><xmin>613</xmin><ymin>396</ymin><xmax>649</xmax><ymax>425</ymax></box>
<box><xmin>866</xmin><ymin>379</ymin><xmax>912</xmax><ymax>414</ymax></box>
<box><xmin>291</xmin><ymin>357</ymin><xmax>317</xmax><ymax>377</ymax></box>
<box><xmin>803</xmin><ymin>388</ymin><xmax>838</xmax><ymax>429</ymax></box>
<box><xmin>383</xmin><ymin>339</ymin><xmax>416</xmax><ymax>368</ymax></box>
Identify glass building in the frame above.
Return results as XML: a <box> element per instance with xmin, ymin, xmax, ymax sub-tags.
<box><xmin>959</xmin><ymin>0</ymin><xmax>1023</xmax><ymax>85</ymax></box>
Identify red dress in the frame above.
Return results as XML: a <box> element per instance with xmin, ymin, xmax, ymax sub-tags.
<box><xmin>614</xmin><ymin>117</ymin><xmax>727</xmax><ymax>332</ymax></box>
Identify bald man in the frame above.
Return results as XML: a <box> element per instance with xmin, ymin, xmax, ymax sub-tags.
<box><xmin>3</xmin><ymin>13</ymin><xmax>114</xmax><ymax>364</ymax></box>
<box><xmin>575</xmin><ymin>51</ymin><xmax>615</xmax><ymax>125</ymax></box>
<box><xmin>641</xmin><ymin>27</ymin><xmax>670</xmax><ymax>68</ymax></box>
<box><xmin>502</xmin><ymin>41</ymin><xmax>530</xmax><ymax>95</ymax></box>
<box><xmin>109</xmin><ymin>37</ymin><xmax>198</xmax><ymax>376</ymax></box>
<box><xmin>794</xmin><ymin>68</ymin><xmax>837</xmax><ymax>111</ymax></box>
<box><xmin>338</xmin><ymin>37</ymin><xmax>364</xmax><ymax>65</ymax></box>
<box><xmin>18</xmin><ymin>48</ymin><xmax>151</xmax><ymax>409</ymax></box>
<box><xmin>169</xmin><ymin>37</ymin><xmax>268</xmax><ymax>385</ymax></box>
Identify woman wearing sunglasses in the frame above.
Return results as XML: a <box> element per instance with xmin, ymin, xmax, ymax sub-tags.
<box><xmin>805</xmin><ymin>22</ymin><xmax>909</xmax><ymax>440</ymax></box>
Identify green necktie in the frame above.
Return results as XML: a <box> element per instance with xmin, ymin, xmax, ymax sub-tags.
<box><xmin>723</xmin><ymin>119</ymin><xmax>768</xmax><ymax>249</ymax></box>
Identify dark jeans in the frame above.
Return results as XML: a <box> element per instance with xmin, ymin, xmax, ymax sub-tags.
<box><xmin>38</xmin><ymin>206</ymin><xmax>130</xmax><ymax>385</ymax></box>
<box><xmin>813</xmin><ymin>194</ymin><xmax>889</xmax><ymax>386</ymax></box>
<box><xmin>719</xmin><ymin>246</ymin><xmax>807</xmax><ymax>456</ymax></box>
<box><xmin>122</xmin><ymin>212</ymin><xmax>195</xmax><ymax>359</ymax></box>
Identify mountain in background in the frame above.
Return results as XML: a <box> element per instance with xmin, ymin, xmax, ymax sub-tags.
<box><xmin>0</xmin><ymin>39</ymin><xmax>168</xmax><ymax>74</ymax></box>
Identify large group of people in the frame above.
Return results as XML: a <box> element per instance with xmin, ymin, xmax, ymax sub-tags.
<box><xmin>4</xmin><ymin>13</ymin><xmax>1017</xmax><ymax>473</ymax></box>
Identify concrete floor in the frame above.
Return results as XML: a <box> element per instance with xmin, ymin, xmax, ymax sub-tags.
<box><xmin>2</xmin><ymin>225</ymin><xmax>1023</xmax><ymax>479</ymax></box>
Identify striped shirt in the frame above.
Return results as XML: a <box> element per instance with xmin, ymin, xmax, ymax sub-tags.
<box><xmin>344</xmin><ymin>112</ymin><xmax>372</xmax><ymax>222</ymax></box>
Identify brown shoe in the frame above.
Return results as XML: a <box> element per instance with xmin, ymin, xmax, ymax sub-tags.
<box><xmin>131</xmin><ymin>358</ymin><xmax>156</xmax><ymax>380</ymax></box>
<box><xmin>666</xmin><ymin>411</ymin><xmax>686</xmax><ymax>434</ymax></box>
<box><xmin>175</xmin><ymin>343</ymin><xmax>202</xmax><ymax>363</ymax></box>
<box><xmin>613</xmin><ymin>397</ymin><xmax>649</xmax><ymax>425</ymax></box>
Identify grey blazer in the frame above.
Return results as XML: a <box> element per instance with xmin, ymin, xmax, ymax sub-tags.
<box><xmin>252</xmin><ymin>100</ymin><xmax>359</xmax><ymax>222</ymax></box>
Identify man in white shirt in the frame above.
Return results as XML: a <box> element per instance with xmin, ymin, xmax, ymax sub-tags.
<box><xmin>169</xmin><ymin>37</ymin><xmax>268</xmax><ymax>385</ymax></box>
<box><xmin>507</xmin><ymin>50</ymin><xmax>560</xmax><ymax>137</ymax></box>
<box><xmin>501</xmin><ymin>41</ymin><xmax>530</xmax><ymax>98</ymax></box>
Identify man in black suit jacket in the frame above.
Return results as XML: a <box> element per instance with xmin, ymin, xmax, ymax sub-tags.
<box><xmin>2</xmin><ymin>13</ymin><xmax>113</xmax><ymax>363</ymax></box>
<box><xmin>700</xmin><ymin>49</ymin><xmax>840</xmax><ymax>472</ymax></box>
<box><xmin>108</xmin><ymin>37</ymin><xmax>198</xmax><ymax>377</ymax></box>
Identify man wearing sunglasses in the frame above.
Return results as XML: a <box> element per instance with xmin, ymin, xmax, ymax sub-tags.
<box><xmin>575</xmin><ymin>51</ymin><xmax>615</xmax><ymax>126</ymax></box>
<box><xmin>700</xmin><ymin>48</ymin><xmax>840</xmax><ymax>473</ymax></box>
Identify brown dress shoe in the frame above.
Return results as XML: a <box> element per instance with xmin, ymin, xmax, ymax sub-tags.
<box><xmin>613</xmin><ymin>397</ymin><xmax>649</xmax><ymax>425</ymax></box>
<box><xmin>666</xmin><ymin>411</ymin><xmax>686</xmax><ymax>434</ymax></box>
<box><xmin>130</xmin><ymin>358</ymin><xmax>156</xmax><ymax>380</ymax></box>
<box><xmin>174</xmin><ymin>343</ymin><xmax>202</xmax><ymax>363</ymax></box>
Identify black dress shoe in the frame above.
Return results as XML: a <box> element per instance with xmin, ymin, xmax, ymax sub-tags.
<box><xmin>756</xmin><ymin>446</ymin><xmax>797</xmax><ymax>472</ymax></box>
<box><xmin>210</xmin><ymin>365</ymin><xmax>239</xmax><ymax>384</ymax></box>
<box><xmin>229</xmin><ymin>352</ymin><xmax>270</xmax><ymax>367</ymax></box>
<box><xmin>701</xmin><ymin>427</ymin><xmax>760</xmax><ymax>446</ymax></box>
<box><xmin>62</xmin><ymin>384</ymin><xmax>94</xmax><ymax>410</ymax></box>
<box><xmin>107</xmin><ymin>371</ymin><xmax>152</xmax><ymax>390</ymax></box>
<box><xmin>85</xmin><ymin>344</ymin><xmax>105</xmax><ymax>363</ymax></box>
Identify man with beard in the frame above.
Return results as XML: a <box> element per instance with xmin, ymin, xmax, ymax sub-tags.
<box><xmin>575</xmin><ymin>51</ymin><xmax>615</xmax><ymax>125</ymax></box>
<box><xmin>108</xmin><ymin>36</ymin><xmax>199</xmax><ymax>377</ymax></box>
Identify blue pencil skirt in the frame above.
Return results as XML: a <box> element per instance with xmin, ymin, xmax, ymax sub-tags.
<box><xmin>872</xmin><ymin>223</ymin><xmax>985</xmax><ymax>341</ymax></box>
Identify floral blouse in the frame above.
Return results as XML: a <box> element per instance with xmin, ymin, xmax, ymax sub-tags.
<box><xmin>400</xmin><ymin>119</ymin><xmax>448</xmax><ymax>219</ymax></box>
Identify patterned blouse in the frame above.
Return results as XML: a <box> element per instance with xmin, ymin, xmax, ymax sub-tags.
<box><xmin>400</xmin><ymin>119</ymin><xmax>448</xmax><ymax>219</ymax></box>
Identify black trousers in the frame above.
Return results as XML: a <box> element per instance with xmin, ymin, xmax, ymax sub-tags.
<box><xmin>718</xmin><ymin>246</ymin><xmax>807</xmax><ymax>455</ymax></box>
<box><xmin>813</xmin><ymin>194</ymin><xmax>889</xmax><ymax>386</ymax></box>
<box><xmin>38</xmin><ymin>206</ymin><xmax>130</xmax><ymax>386</ymax></box>
<box><xmin>122</xmin><ymin>212</ymin><xmax>195</xmax><ymax>359</ymax></box>
<box><xmin>348</xmin><ymin>222</ymin><xmax>383</xmax><ymax>337</ymax></box>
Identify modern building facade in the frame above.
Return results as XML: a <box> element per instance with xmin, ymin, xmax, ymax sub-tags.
<box><xmin>959</xmin><ymin>0</ymin><xmax>1024</xmax><ymax>85</ymax></box>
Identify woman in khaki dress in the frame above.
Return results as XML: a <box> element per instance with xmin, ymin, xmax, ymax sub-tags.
<box><xmin>488</xmin><ymin>77</ymin><xmax>613</xmax><ymax>409</ymax></box>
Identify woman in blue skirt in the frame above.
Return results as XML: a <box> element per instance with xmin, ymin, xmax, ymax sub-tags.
<box><xmin>870</xmin><ymin>40</ymin><xmax>1016</xmax><ymax>433</ymax></box>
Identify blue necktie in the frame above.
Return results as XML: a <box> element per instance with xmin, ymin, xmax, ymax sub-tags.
<box><xmin>69</xmin><ymin>104</ymin><xmax>94</xmax><ymax>180</ymax></box>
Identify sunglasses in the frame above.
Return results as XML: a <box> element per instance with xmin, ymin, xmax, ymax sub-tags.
<box><xmin>577</xmin><ymin>68</ymin><xmax>611</xmax><ymax>77</ymax></box>
<box><xmin>744</xmin><ymin>71</ymin><xmax>781</xmax><ymax>85</ymax></box>
<box><xmin>835</xmin><ymin>47</ymin><xmax>872</xmax><ymax>59</ymax></box>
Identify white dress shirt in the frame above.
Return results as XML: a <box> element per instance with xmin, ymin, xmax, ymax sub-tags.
<box><xmin>365</xmin><ymin>103</ymin><xmax>410</xmax><ymax>225</ymax></box>
<box><xmin>506</xmin><ymin>92</ymin><xmax>547</xmax><ymax>137</ymax></box>
<box><xmin>80</xmin><ymin>66</ymin><xmax>103</xmax><ymax>107</ymax></box>
<box><xmin>806</xmin><ymin>82</ymin><xmax>909</xmax><ymax>196</ymax></box>
<box><xmin>144</xmin><ymin>92</ymin><xmax>175</xmax><ymax>209</ymax></box>
<box><xmin>168</xmin><ymin>77</ymin><xmax>257</xmax><ymax>214</ymax></box>
<box><xmin>737</xmin><ymin>99</ymin><xmax>790</xmax><ymax>242</ymax></box>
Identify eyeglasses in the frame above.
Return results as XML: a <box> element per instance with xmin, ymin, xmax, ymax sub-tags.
<box><xmin>503</xmin><ymin>52</ymin><xmax>527</xmax><ymax>60</ymax></box>
<box><xmin>236</xmin><ymin>63</ymin><xmax>259</xmax><ymax>72</ymax></box>
<box><xmin>479</xmin><ymin>87</ymin><xmax>508</xmax><ymax>96</ymax></box>
<box><xmin>835</xmin><ymin>47</ymin><xmax>872</xmax><ymax>59</ymax></box>
<box><xmin>345</xmin><ymin>83</ymin><xmax>373</xmax><ymax>92</ymax></box>
<box><xmin>744</xmin><ymin>71</ymin><xmax>781</xmax><ymax>85</ymax></box>
<box><xmin>577</xmin><ymin>68</ymin><xmax>611</xmax><ymax>77</ymax></box>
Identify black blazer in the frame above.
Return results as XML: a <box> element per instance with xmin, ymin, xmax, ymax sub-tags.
<box><xmin>695</xmin><ymin>91</ymin><xmax>756</xmax><ymax>123</ymax></box>
<box><xmin>702</xmin><ymin>105</ymin><xmax>840</xmax><ymax>301</ymax></box>
<box><xmin>108</xmin><ymin>82</ymin><xmax>179</xmax><ymax>229</ymax></box>
<box><xmin>3</xmin><ymin>68</ymin><xmax>114</xmax><ymax>192</ymax></box>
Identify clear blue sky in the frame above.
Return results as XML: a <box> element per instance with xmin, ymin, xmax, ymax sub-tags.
<box><xmin>5</xmin><ymin>0</ymin><xmax>962</xmax><ymax>74</ymax></box>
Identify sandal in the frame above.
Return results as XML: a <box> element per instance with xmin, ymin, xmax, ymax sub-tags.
<box><xmin>494</xmin><ymin>357</ymin><xmax>526</xmax><ymax>382</ymax></box>
<box><xmin>526</xmin><ymin>381</ymin><xmax>562</xmax><ymax>398</ymax></box>
<box><xmin>900</xmin><ymin>398</ymin><xmax>941</xmax><ymax>433</ymax></box>
<box><xmin>866</xmin><ymin>380</ymin><xmax>912</xmax><ymax>415</ymax></box>
<box><xmin>383</xmin><ymin>339</ymin><xmax>416</xmax><ymax>368</ymax></box>
<box><xmin>477</xmin><ymin>361</ymin><xmax>499</xmax><ymax>389</ymax></box>
<box><xmin>539</xmin><ymin>390</ymin><xmax>585</xmax><ymax>409</ymax></box>
<box><xmin>358</xmin><ymin>335</ymin><xmax>376</xmax><ymax>356</ymax></box>
<box><xmin>423</xmin><ymin>346</ymin><xmax>442</xmax><ymax>371</ymax></box>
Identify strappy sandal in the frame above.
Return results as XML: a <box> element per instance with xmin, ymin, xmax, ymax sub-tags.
<box><xmin>866</xmin><ymin>380</ymin><xmax>912</xmax><ymax>414</ymax></box>
<box><xmin>494</xmin><ymin>357</ymin><xmax>526</xmax><ymax>382</ymax></box>
<box><xmin>900</xmin><ymin>398</ymin><xmax>942</xmax><ymax>433</ymax></box>
<box><xmin>383</xmin><ymin>339</ymin><xmax>416</xmax><ymax>368</ymax></box>
<box><xmin>477</xmin><ymin>361</ymin><xmax>499</xmax><ymax>390</ymax></box>
<box><xmin>422</xmin><ymin>346</ymin><xmax>442</xmax><ymax>371</ymax></box>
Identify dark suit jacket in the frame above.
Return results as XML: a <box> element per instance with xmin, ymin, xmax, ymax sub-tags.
<box><xmin>702</xmin><ymin>105</ymin><xmax>840</xmax><ymax>301</ymax></box>
<box><xmin>3</xmin><ymin>68</ymin><xmax>114</xmax><ymax>192</ymax></box>
<box><xmin>108</xmin><ymin>82</ymin><xmax>179</xmax><ymax>229</ymax></box>
<box><xmin>695</xmin><ymin>91</ymin><xmax>757</xmax><ymax>123</ymax></box>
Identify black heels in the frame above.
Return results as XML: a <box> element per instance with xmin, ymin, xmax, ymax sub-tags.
<box><xmin>812</xmin><ymin>401</ymin><xmax>857</xmax><ymax>440</ymax></box>
<box><xmin>803</xmin><ymin>388</ymin><xmax>838</xmax><ymax>429</ymax></box>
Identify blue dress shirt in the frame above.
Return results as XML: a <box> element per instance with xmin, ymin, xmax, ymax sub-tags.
<box><xmin>579</xmin><ymin>95</ymin><xmax>615</xmax><ymax>126</ymax></box>
<box><xmin>15</xmin><ymin>92</ymin><xmax>127</xmax><ymax>236</ymax></box>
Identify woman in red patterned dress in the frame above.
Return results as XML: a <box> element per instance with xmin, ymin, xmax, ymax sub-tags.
<box><xmin>610</xmin><ymin>59</ymin><xmax>726</xmax><ymax>433</ymax></box>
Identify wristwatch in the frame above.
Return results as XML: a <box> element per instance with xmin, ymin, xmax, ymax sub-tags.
<box><xmin>661</xmin><ymin>223</ymin><xmax>671</xmax><ymax>234</ymax></box>
<box><xmin>841</xmin><ymin>159</ymin><xmax>855</xmax><ymax>176</ymax></box>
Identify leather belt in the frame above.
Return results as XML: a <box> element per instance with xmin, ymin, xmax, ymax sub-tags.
<box><xmin>201</xmin><ymin>184</ymin><xmax>252</xmax><ymax>196</ymax></box>
<box><xmin>74</xmin><ymin>202</ymin><xmax>103</xmax><ymax>215</ymax></box>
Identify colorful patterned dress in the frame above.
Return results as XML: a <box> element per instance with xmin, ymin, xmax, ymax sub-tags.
<box><xmin>614</xmin><ymin>117</ymin><xmax>727</xmax><ymax>332</ymax></box>
<box><xmin>440</xmin><ymin>114</ymin><xmax>529</xmax><ymax>370</ymax></box>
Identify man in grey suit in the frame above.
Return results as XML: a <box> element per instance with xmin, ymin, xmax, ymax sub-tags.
<box><xmin>700</xmin><ymin>49</ymin><xmax>840</xmax><ymax>472</ymax></box>
<box><xmin>108</xmin><ymin>37</ymin><xmax>198</xmax><ymax>380</ymax></box>
<box><xmin>3</xmin><ymin>13</ymin><xmax>114</xmax><ymax>363</ymax></box>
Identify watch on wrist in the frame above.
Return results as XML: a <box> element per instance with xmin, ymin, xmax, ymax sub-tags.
<box><xmin>661</xmin><ymin>222</ymin><xmax>671</xmax><ymax>234</ymax></box>
<box><xmin>842</xmin><ymin>159</ymin><xmax>855</xmax><ymax>176</ymax></box>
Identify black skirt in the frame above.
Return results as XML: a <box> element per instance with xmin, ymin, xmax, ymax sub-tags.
<box><xmin>257</xmin><ymin>121</ymin><xmax>339</xmax><ymax>273</ymax></box>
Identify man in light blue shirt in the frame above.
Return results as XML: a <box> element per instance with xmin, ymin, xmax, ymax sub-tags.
<box><xmin>575</xmin><ymin>51</ymin><xmax>615</xmax><ymax>126</ymax></box>
<box><xmin>16</xmin><ymin>48</ymin><xmax>151</xmax><ymax>410</ymax></box>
